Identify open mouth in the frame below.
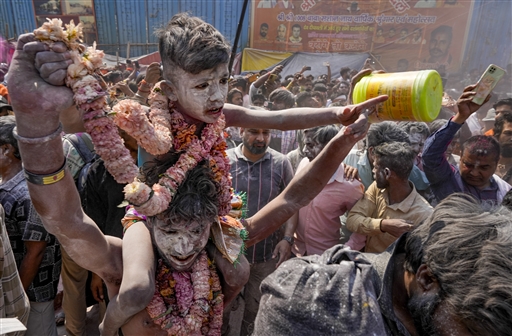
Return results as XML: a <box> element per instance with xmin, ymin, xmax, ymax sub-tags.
<box><xmin>207</xmin><ymin>107</ymin><xmax>223</xmax><ymax>116</ymax></box>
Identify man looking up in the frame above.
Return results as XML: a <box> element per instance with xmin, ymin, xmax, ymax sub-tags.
<box><xmin>422</xmin><ymin>85</ymin><xmax>511</xmax><ymax>204</ymax></box>
<box><xmin>0</xmin><ymin>116</ymin><xmax>61</xmax><ymax>335</ymax></box>
<box><xmin>227</xmin><ymin>125</ymin><xmax>293</xmax><ymax>335</ymax></box>
<box><xmin>347</xmin><ymin>142</ymin><xmax>432</xmax><ymax>253</ymax></box>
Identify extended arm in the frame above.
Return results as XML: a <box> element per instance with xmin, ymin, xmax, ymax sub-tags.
<box><xmin>243</xmin><ymin>96</ymin><xmax>388</xmax><ymax>246</ymax></box>
<box><xmin>9</xmin><ymin>34</ymin><xmax>122</xmax><ymax>282</ymax></box>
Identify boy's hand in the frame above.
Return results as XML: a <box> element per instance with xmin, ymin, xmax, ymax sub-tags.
<box><xmin>9</xmin><ymin>33</ymin><xmax>73</xmax><ymax>135</ymax></box>
<box><xmin>337</xmin><ymin>95</ymin><xmax>388</xmax><ymax>127</ymax></box>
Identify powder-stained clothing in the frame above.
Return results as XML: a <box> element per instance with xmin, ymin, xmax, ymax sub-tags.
<box><xmin>0</xmin><ymin>171</ymin><xmax>61</xmax><ymax>303</ymax></box>
<box><xmin>346</xmin><ymin>181</ymin><xmax>432</xmax><ymax>253</ymax></box>
<box><xmin>422</xmin><ymin>118</ymin><xmax>511</xmax><ymax>203</ymax></box>
<box><xmin>293</xmin><ymin>158</ymin><xmax>364</xmax><ymax>256</ymax></box>
<box><xmin>227</xmin><ymin>145</ymin><xmax>293</xmax><ymax>263</ymax></box>
<box><xmin>253</xmin><ymin>235</ymin><xmax>413</xmax><ymax>336</ymax></box>
<box><xmin>0</xmin><ymin>204</ymin><xmax>30</xmax><ymax>334</ymax></box>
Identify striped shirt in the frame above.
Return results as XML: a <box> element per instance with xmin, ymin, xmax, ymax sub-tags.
<box><xmin>227</xmin><ymin>145</ymin><xmax>293</xmax><ymax>263</ymax></box>
<box><xmin>0</xmin><ymin>205</ymin><xmax>30</xmax><ymax>334</ymax></box>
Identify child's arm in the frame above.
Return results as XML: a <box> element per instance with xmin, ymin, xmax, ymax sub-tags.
<box><xmin>205</xmin><ymin>241</ymin><xmax>250</xmax><ymax>306</ymax></box>
<box><xmin>100</xmin><ymin>221</ymin><xmax>155</xmax><ymax>336</ymax></box>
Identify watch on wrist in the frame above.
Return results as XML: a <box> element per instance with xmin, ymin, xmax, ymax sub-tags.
<box><xmin>283</xmin><ymin>236</ymin><xmax>294</xmax><ymax>246</ymax></box>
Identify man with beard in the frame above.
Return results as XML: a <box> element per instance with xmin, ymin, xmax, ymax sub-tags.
<box><xmin>259</xmin><ymin>23</ymin><xmax>269</xmax><ymax>40</ymax></box>
<box><xmin>346</xmin><ymin>142</ymin><xmax>432</xmax><ymax>253</ymax></box>
<box><xmin>226</xmin><ymin>125</ymin><xmax>294</xmax><ymax>335</ymax></box>
<box><xmin>254</xmin><ymin>193</ymin><xmax>512</xmax><ymax>336</ymax></box>
<box><xmin>426</xmin><ymin>25</ymin><xmax>452</xmax><ymax>66</ymax></box>
<box><xmin>422</xmin><ymin>85</ymin><xmax>511</xmax><ymax>204</ymax></box>
<box><xmin>493</xmin><ymin>111</ymin><xmax>512</xmax><ymax>184</ymax></box>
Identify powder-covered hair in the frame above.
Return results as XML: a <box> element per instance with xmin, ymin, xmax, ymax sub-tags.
<box><xmin>156</xmin><ymin>13</ymin><xmax>231</xmax><ymax>76</ymax></box>
<box><xmin>269</xmin><ymin>88</ymin><xmax>295</xmax><ymax>109</ymax></box>
<box><xmin>366</xmin><ymin>121</ymin><xmax>410</xmax><ymax>149</ymax></box>
<box><xmin>373</xmin><ymin>141</ymin><xmax>415</xmax><ymax>179</ymax></box>
<box><xmin>398</xmin><ymin>121</ymin><xmax>430</xmax><ymax>138</ymax></box>
<box><xmin>462</xmin><ymin>135</ymin><xmax>500</xmax><ymax>163</ymax></box>
<box><xmin>142</xmin><ymin>155</ymin><xmax>219</xmax><ymax>225</ymax></box>
<box><xmin>404</xmin><ymin>193</ymin><xmax>512</xmax><ymax>335</ymax></box>
<box><xmin>303</xmin><ymin>125</ymin><xmax>340</xmax><ymax>146</ymax></box>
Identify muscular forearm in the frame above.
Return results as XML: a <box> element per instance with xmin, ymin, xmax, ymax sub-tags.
<box><xmin>19</xmin><ymin>242</ymin><xmax>46</xmax><ymax>291</ymax></box>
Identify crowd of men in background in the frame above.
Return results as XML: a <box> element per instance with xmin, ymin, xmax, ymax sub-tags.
<box><xmin>1</xmin><ymin>56</ymin><xmax>512</xmax><ymax>335</ymax></box>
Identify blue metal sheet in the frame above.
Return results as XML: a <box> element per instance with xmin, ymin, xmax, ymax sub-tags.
<box><xmin>464</xmin><ymin>0</ymin><xmax>511</xmax><ymax>72</ymax></box>
<box><xmin>1</xmin><ymin>0</ymin><xmax>37</xmax><ymax>38</ymax></box>
<box><xmin>2</xmin><ymin>0</ymin><xmax>251</xmax><ymax>59</ymax></box>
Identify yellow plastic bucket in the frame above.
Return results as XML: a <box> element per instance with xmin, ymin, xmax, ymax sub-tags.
<box><xmin>353</xmin><ymin>70</ymin><xmax>443</xmax><ymax>123</ymax></box>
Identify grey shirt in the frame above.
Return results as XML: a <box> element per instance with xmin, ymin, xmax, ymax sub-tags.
<box><xmin>227</xmin><ymin>145</ymin><xmax>293</xmax><ymax>263</ymax></box>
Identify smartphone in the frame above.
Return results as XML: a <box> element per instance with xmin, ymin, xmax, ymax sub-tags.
<box><xmin>472</xmin><ymin>64</ymin><xmax>506</xmax><ymax>105</ymax></box>
<box><xmin>304</xmin><ymin>66</ymin><xmax>312</xmax><ymax>71</ymax></box>
<box><xmin>269</xmin><ymin>74</ymin><xmax>278</xmax><ymax>82</ymax></box>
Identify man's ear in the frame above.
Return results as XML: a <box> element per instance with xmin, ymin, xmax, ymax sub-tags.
<box><xmin>160</xmin><ymin>80</ymin><xmax>178</xmax><ymax>103</ymax></box>
<box><xmin>415</xmin><ymin>264</ymin><xmax>440</xmax><ymax>294</ymax></box>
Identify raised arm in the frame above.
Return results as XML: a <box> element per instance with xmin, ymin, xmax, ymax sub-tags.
<box><xmin>9</xmin><ymin>34</ymin><xmax>122</xmax><ymax>282</ymax></box>
<box><xmin>244</xmin><ymin>95</ymin><xmax>388</xmax><ymax>246</ymax></box>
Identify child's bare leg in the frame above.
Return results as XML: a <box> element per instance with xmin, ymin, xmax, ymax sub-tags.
<box><xmin>100</xmin><ymin>222</ymin><xmax>155</xmax><ymax>336</ymax></box>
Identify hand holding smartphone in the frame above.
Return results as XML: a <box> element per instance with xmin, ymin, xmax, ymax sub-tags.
<box><xmin>472</xmin><ymin>64</ymin><xmax>506</xmax><ymax>105</ymax></box>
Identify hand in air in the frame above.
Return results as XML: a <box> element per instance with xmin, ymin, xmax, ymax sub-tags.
<box><xmin>455</xmin><ymin>84</ymin><xmax>491</xmax><ymax>122</ymax></box>
<box><xmin>144</xmin><ymin>62</ymin><xmax>161</xmax><ymax>86</ymax></box>
<box><xmin>337</xmin><ymin>95</ymin><xmax>388</xmax><ymax>128</ymax></box>
<box><xmin>9</xmin><ymin>33</ymin><xmax>74</xmax><ymax>120</ymax></box>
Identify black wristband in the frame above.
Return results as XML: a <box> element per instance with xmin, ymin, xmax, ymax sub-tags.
<box><xmin>283</xmin><ymin>236</ymin><xmax>294</xmax><ymax>246</ymax></box>
<box><xmin>24</xmin><ymin>159</ymin><xmax>67</xmax><ymax>185</ymax></box>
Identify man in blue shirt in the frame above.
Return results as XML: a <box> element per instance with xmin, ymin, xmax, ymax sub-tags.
<box><xmin>422</xmin><ymin>85</ymin><xmax>511</xmax><ymax>204</ymax></box>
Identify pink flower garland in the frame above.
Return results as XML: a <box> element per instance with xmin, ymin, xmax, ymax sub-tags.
<box><xmin>146</xmin><ymin>251</ymin><xmax>223</xmax><ymax>335</ymax></box>
<box><xmin>123</xmin><ymin>99</ymin><xmax>232</xmax><ymax>217</ymax></box>
<box><xmin>34</xmin><ymin>20</ymin><xmax>139</xmax><ymax>184</ymax></box>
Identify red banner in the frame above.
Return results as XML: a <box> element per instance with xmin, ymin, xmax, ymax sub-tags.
<box><xmin>251</xmin><ymin>0</ymin><xmax>474</xmax><ymax>73</ymax></box>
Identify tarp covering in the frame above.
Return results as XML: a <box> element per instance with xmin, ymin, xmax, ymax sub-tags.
<box><xmin>242</xmin><ymin>48</ymin><xmax>293</xmax><ymax>72</ymax></box>
<box><xmin>242</xmin><ymin>49</ymin><xmax>370</xmax><ymax>80</ymax></box>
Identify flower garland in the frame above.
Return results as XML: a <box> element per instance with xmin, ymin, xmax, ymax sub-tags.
<box><xmin>34</xmin><ymin>19</ymin><xmax>139</xmax><ymax>184</ymax></box>
<box><xmin>146</xmin><ymin>251</ymin><xmax>223</xmax><ymax>335</ymax></box>
<box><xmin>119</xmin><ymin>83</ymin><xmax>232</xmax><ymax>217</ymax></box>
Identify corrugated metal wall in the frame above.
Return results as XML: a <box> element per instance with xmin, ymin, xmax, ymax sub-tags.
<box><xmin>0</xmin><ymin>0</ymin><xmax>250</xmax><ymax>58</ymax></box>
<box><xmin>1</xmin><ymin>0</ymin><xmax>37</xmax><ymax>39</ymax></box>
<box><xmin>463</xmin><ymin>0</ymin><xmax>512</xmax><ymax>72</ymax></box>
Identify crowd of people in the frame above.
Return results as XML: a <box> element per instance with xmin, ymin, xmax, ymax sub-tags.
<box><xmin>0</xmin><ymin>12</ymin><xmax>512</xmax><ymax>336</ymax></box>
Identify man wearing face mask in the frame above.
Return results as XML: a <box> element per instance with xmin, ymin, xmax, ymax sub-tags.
<box><xmin>347</xmin><ymin>142</ymin><xmax>433</xmax><ymax>253</ymax></box>
<box><xmin>226</xmin><ymin>123</ymin><xmax>294</xmax><ymax>336</ymax></box>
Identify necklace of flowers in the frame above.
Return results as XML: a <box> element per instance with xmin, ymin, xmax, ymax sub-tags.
<box><xmin>33</xmin><ymin>19</ymin><xmax>231</xmax><ymax>217</ymax></box>
<box><xmin>33</xmin><ymin>19</ymin><xmax>143</xmax><ymax>184</ymax></box>
<box><xmin>118</xmin><ymin>84</ymin><xmax>232</xmax><ymax>217</ymax></box>
<box><xmin>146</xmin><ymin>250</ymin><xmax>223</xmax><ymax>335</ymax></box>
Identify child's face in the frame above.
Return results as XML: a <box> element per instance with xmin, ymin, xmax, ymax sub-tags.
<box><xmin>163</xmin><ymin>63</ymin><xmax>230</xmax><ymax>124</ymax></box>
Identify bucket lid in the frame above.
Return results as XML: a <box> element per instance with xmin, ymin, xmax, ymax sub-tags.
<box><xmin>412</xmin><ymin>70</ymin><xmax>443</xmax><ymax>122</ymax></box>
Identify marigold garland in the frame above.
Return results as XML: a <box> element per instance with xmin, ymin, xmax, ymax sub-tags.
<box><xmin>146</xmin><ymin>251</ymin><xmax>223</xmax><ymax>335</ymax></box>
